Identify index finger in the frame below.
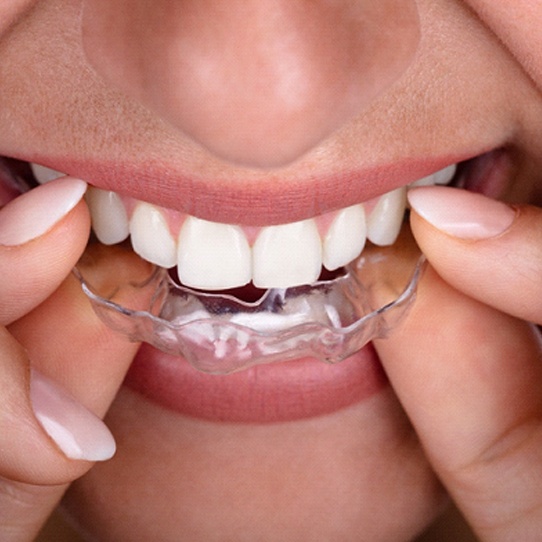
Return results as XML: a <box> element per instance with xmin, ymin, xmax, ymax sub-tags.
<box><xmin>0</xmin><ymin>178</ymin><xmax>90</xmax><ymax>325</ymax></box>
<box><xmin>408</xmin><ymin>186</ymin><xmax>542</xmax><ymax>325</ymax></box>
<box><xmin>375</xmin><ymin>267</ymin><xmax>542</xmax><ymax>540</ymax></box>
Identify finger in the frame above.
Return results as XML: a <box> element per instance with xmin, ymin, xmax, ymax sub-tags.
<box><xmin>375</xmin><ymin>267</ymin><xmax>542</xmax><ymax>540</ymax></box>
<box><xmin>0</xmin><ymin>328</ymin><xmax>117</xmax><ymax>542</ymax></box>
<box><xmin>9</xmin><ymin>243</ymin><xmax>150</xmax><ymax>413</ymax></box>
<box><xmin>0</xmin><ymin>246</ymin><xmax>147</xmax><ymax>540</ymax></box>
<box><xmin>0</xmin><ymin>177</ymin><xmax>90</xmax><ymax>325</ymax></box>
<box><xmin>407</xmin><ymin>185</ymin><xmax>542</xmax><ymax>324</ymax></box>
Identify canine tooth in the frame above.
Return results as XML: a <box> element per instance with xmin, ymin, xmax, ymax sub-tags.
<box><xmin>177</xmin><ymin>217</ymin><xmax>251</xmax><ymax>290</ymax></box>
<box><xmin>253</xmin><ymin>219</ymin><xmax>322</xmax><ymax>289</ymax></box>
<box><xmin>433</xmin><ymin>163</ymin><xmax>457</xmax><ymax>185</ymax></box>
<box><xmin>85</xmin><ymin>187</ymin><xmax>129</xmax><ymax>245</ymax></box>
<box><xmin>367</xmin><ymin>186</ymin><xmax>407</xmax><ymax>246</ymax></box>
<box><xmin>30</xmin><ymin>163</ymin><xmax>63</xmax><ymax>184</ymax></box>
<box><xmin>130</xmin><ymin>202</ymin><xmax>177</xmax><ymax>268</ymax></box>
<box><xmin>410</xmin><ymin>174</ymin><xmax>434</xmax><ymax>187</ymax></box>
<box><xmin>411</xmin><ymin>164</ymin><xmax>457</xmax><ymax>187</ymax></box>
<box><xmin>323</xmin><ymin>204</ymin><xmax>366</xmax><ymax>271</ymax></box>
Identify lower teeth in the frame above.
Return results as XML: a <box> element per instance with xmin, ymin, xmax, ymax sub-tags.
<box><xmin>75</xmin><ymin>225</ymin><xmax>425</xmax><ymax>374</ymax></box>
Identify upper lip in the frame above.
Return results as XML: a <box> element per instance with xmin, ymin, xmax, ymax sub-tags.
<box><xmin>9</xmin><ymin>147</ymin><xmax>489</xmax><ymax>226</ymax></box>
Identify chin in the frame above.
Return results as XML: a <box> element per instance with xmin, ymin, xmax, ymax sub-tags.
<box><xmin>62</xmin><ymin>386</ymin><xmax>446</xmax><ymax>542</ymax></box>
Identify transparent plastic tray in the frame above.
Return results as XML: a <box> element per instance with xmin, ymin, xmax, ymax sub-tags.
<box><xmin>75</xmin><ymin>228</ymin><xmax>425</xmax><ymax>374</ymax></box>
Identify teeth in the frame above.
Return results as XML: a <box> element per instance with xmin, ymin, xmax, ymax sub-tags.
<box><xmin>253</xmin><ymin>219</ymin><xmax>322</xmax><ymax>289</ymax></box>
<box><xmin>177</xmin><ymin>217</ymin><xmax>251</xmax><ymax>290</ymax></box>
<box><xmin>86</xmin><ymin>187</ymin><xmax>130</xmax><ymax>245</ymax></box>
<box><xmin>84</xmin><ymin>163</ymin><xmax>457</xmax><ymax>289</ymax></box>
<box><xmin>367</xmin><ymin>186</ymin><xmax>407</xmax><ymax>246</ymax></box>
<box><xmin>433</xmin><ymin>164</ymin><xmax>457</xmax><ymax>185</ymax></box>
<box><xmin>130</xmin><ymin>202</ymin><xmax>177</xmax><ymax>268</ymax></box>
<box><xmin>30</xmin><ymin>163</ymin><xmax>63</xmax><ymax>184</ymax></box>
<box><xmin>410</xmin><ymin>164</ymin><xmax>457</xmax><ymax>187</ymax></box>
<box><xmin>323</xmin><ymin>204</ymin><xmax>366</xmax><ymax>271</ymax></box>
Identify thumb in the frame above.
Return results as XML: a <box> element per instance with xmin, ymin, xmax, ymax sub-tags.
<box><xmin>0</xmin><ymin>177</ymin><xmax>149</xmax><ymax>539</ymax></box>
<box><xmin>0</xmin><ymin>178</ymin><xmax>116</xmax><ymax>541</ymax></box>
<box><xmin>0</xmin><ymin>266</ymin><xmax>145</xmax><ymax>541</ymax></box>
<box><xmin>407</xmin><ymin>185</ymin><xmax>542</xmax><ymax>324</ymax></box>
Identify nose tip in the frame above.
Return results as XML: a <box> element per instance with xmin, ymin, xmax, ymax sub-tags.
<box><xmin>82</xmin><ymin>0</ymin><xmax>420</xmax><ymax>168</ymax></box>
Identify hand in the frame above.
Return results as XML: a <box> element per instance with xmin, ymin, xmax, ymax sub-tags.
<box><xmin>0</xmin><ymin>178</ymin><xmax>140</xmax><ymax>541</ymax></box>
<box><xmin>375</xmin><ymin>186</ymin><xmax>542</xmax><ymax>541</ymax></box>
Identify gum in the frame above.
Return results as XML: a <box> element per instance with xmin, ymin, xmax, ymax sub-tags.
<box><xmin>120</xmin><ymin>193</ymin><xmax>379</xmax><ymax>246</ymax></box>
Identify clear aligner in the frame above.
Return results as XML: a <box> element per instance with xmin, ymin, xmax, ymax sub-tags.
<box><xmin>75</xmin><ymin>233</ymin><xmax>425</xmax><ymax>375</ymax></box>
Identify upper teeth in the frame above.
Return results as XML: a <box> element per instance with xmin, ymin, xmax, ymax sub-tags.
<box><xmin>177</xmin><ymin>216</ymin><xmax>252</xmax><ymax>289</ymax></box>
<box><xmin>322</xmin><ymin>204</ymin><xmax>367</xmax><ymax>271</ymax></box>
<box><xmin>366</xmin><ymin>186</ymin><xmax>407</xmax><ymax>246</ymax></box>
<box><xmin>252</xmin><ymin>218</ymin><xmax>322</xmax><ymax>288</ymax></box>
<box><xmin>30</xmin><ymin>163</ymin><xmax>64</xmax><ymax>184</ymax></box>
<box><xmin>85</xmin><ymin>188</ymin><xmax>130</xmax><ymax>245</ymax></box>
<box><xmin>31</xmin><ymin>162</ymin><xmax>457</xmax><ymax>290</ymax></box>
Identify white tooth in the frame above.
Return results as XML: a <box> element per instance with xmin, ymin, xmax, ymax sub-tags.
<box><xmin>433</xmin><ymin>163</ymin><xmax>457</xmax><ymax>185</ymax></box>
<box><xmin>177</xmin><ymin>217</ymin><xmax>251</xmax><ymax>290</ymax></box>
<box><xmin>410</xmin><ymin>174</ymin><xmax>435</xmax><ymax>187</ymax></box>
<box><xmin>129</xmin><ymin>202</ymin><xmax>177</xmax><ymax>268</ymax></box>
<box><xmin>410</xmin><ymin>163</ymin><xmax>457</xmax><ymax>187</ymax></box>
<box><xmin>367</xmin><ymin>186</ymin><xmax>407</xmax><ymax>246</ymax></box>
<box><xmin>85</xmin><ymin>187</ymin><xmax>129</xmax><ymax>245</ymax></box>
<box><xmin>30</xmin><ymin>163</ymin><xmax>63</xmax><ymax>184</ymax></box>
<box><xmin>323</xmin><ymin>204</ymin><xmax>366</xmax><ymax>271</ymax></box>
<box><xmin>253</xmin><ymin>219</ymin><xmax>322</xmax><ymax>289</ymax></box>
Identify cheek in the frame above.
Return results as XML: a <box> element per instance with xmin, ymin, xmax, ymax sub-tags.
<box><xmin>62</xmin><ymin>387</ymin><xmax>446</xmax><ymax>541</ymax></box>
<box><xmin>466</xmin><ymin>0</ymin><xmax>542</xmax><ymax>89</ymax></box>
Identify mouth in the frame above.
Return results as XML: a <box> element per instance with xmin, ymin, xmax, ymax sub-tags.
<box><xmin>0</xmin><ymin>148</ymin><xmax>511</xmax><ymax>422</ymax></box>
<box><xmin>25</xmin><ymin>149</ymin><xmax>507</xmax><ymax>294</ymax></box>
<box><xmin>32</xmin><ymin>160</ymin><xmax>461</xmax><ymax>291</ymax></box>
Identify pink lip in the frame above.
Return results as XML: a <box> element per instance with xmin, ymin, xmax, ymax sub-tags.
<box><xmin>28</xmin><ymin>152</ymin><xmax>476</xmax><ymax>226</ymax></box>
<box><xmin>124</xmin><ymin>343</ymin><xmax>388</xmax><ymax>423</ymax></box>
<box><xmin>20</xmin><ymin>147</ymin><xmax>501</xmax><ymax>420</ymax></box>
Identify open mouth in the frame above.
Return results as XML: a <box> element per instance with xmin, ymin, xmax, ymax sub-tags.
<box><xmin>31</xmin><ymin>160</ymin><xmax>457</xmax><ymax>289</ymax></box>
<box><xmin>6</xmin><ymin>157</ymin><xmax>459</xmax><ymax>371</ymax></box>
<box><xmin>0</xmin><ymin>151</ymin><xmax>508</xmax><ymax>345</ymax></box>
<box><xmin>0</xmin><ymin>149</ymin><xmax>511</xmax><ymax>420</ymax></box>
<box><xmin>0</xmin><ymin>149</ymin><xmax>509</xmax><ymax>308</ymax></box>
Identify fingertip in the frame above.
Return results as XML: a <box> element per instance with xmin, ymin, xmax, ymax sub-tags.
<box><xmin>0</xmin><ymin>331</ymin><xmax>102</xmax><ymax>485</ymax></box>
<box><xmin>30</xmin><ymin>369</ymin><xmax>116</xmax><ymax>463</ymax></box>
<box><xmin>408</xmin><ymin>186</ymin><xmax>516</xmax><ymax>240</ymax></box>
<box><xmin>0</xmin><ymin>191</ymin><xmax>91</xmax><ymax>325</ymax></box>
<box><xmin>408</xmin><ymin>192</ymin><xmax>542</xmax><ymax>323</ymax></box>
<box><xmin>0</xmin><ymin>178</ymin><xmax>88</xmax><ymax>247</ymax></box>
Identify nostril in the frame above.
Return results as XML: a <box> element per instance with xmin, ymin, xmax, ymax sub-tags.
<box><xmin>82</xmin><ymin>0</ymin><xmax>420</xmax><ymax>168</ymax></box>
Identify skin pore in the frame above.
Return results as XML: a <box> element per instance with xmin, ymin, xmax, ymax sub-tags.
<box><xmin>0</xmin><ymin>1</ymin><xmax>542</xmax><ymax>541</ymax></box>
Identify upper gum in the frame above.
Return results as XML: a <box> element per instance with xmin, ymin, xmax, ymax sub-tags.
<box><xmin>30</xmin><ymin>160</ymin><xmax>458</xmax><ymax>244</ymax></box>
<box><xmin>120</xmin><ymin>194</ymin><xmax>380</xmax><ymax>245</ymax></box>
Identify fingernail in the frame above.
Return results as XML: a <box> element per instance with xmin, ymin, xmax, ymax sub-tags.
<box><xmin>407</xmin><ymin>186</ymin><xmax>516</xmax><ymax>239</ymax></box>
<box><xmin>0</xmin><ymin>177</ymin><xmax>87</xmax><ymax>246</ymax></box>
<box><xmin>29</xmin><ymin>369</ymin><xmax>116</xmax><ymax>462</ymax></box>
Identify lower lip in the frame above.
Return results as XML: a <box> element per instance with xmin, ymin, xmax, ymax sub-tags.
<box><xmin>124</xmin><ymin>343</ymin><xmax>388</xmax><ymax>423</ymax></box>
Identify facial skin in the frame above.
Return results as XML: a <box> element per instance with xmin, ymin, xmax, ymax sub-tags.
<box><xmin>1</xmin><ymin>1</ymin><xmax>542</xmax><ymax>541</ymax></box>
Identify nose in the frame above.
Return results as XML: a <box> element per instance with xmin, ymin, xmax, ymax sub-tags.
<box><xmin>82</xmin><ymin>0</ymin><xmax>419</xmax><ymax>168</ymax></box>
